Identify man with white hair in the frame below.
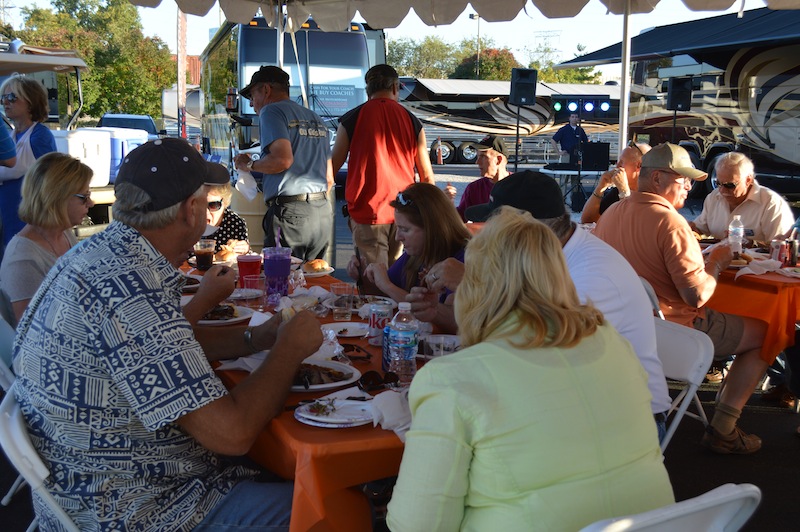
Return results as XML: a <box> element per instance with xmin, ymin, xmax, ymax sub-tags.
<box><xmin>689</xmin><ymin>151</ymin><xmax>794</xmax><ymax>246</ymax></box>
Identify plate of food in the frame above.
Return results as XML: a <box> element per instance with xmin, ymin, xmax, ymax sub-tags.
<box><xmin>302</xmin><ymin>259</ymin><xmax>335</xmax><ymax>278</ymax></box>
<box><xmin>295</xmin><ymin>398</ymin><xmax>373</xmax><ymax>424</ymax></box>
<box><xmin>728</xmin><ymin>254</ymin><xmax>754</xmax><ymax>269</ymax></box>
<box><xmin>197</xmin><ymin>304</ymin><xmax>254</xmax><ymax>326</ymax></box>
<box><xmin>323</xmin><ymin>295</ymin><xmax>397</xmax><ymax>312</ymax></box>
<box><xmin>291</xmin><ymin>360</ymin><xmax>361</xmax><ymax>392</ymax></box>
<box><xmin>321</xmin><ymin>322</ymin><xmax>369</xmax><ymax>338</ymax></box>
<box><xmin>291</xmin><ymin>255</ymin><xmax>304</xmax><ymax>271</ymax></box>
<box><xmin>187</xmin><ymin>256</ymin><xmax>235</xmax><ymax>268</ymax></box>
<box><xmin>181</xmin><ymin>274</ymin><xmax>202</xmax><ymax>293</ymax></box>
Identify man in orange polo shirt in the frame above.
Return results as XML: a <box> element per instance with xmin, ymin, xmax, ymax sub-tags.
<box><xmin>595</xmin><ymin>143</ymin><xmax>771</xmax><ymax>455</ymax></box>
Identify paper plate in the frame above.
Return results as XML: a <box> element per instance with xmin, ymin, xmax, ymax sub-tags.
<box><xmin>321</xmin><ymin>322</ymin><xmax>369</xmax><ymax>338</ymax></box>
<box><xmin>303</xmin><ymin>267</ymin><xmax>335</xmax><ymax>278</ymax></box>
<box><xmin>294</xmin><ymin>409</ymin><xmax>372</xmax><ymax>428</ymax></box>
<box><xmin>291</xmin><ymin>360</ymin><xmax>361</xmax><ymax>392</ymax></box>
<box><xmin>197</xmin><ymin>306</ymin><xmax>254</xmax><ymax>326</ymax></box>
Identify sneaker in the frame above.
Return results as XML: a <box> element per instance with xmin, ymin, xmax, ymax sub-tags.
<box><xmin>704</xmin><ymin>368</ymin><xmax>724</xmax><ymax>383</ymax></box>
<box><xmin>701</xmin><ymin>426</ymin><xmax>762</xmax><ymax>454</ymax></box>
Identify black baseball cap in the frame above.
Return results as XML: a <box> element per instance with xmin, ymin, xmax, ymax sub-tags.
<box><xmin>473</xmin><ymin>135</ymin><xmax>508</xmax><ymax>157</ymax></box>
<box><xmin>240</xmin><ymin>66</ymin><xmax>290</xmax><ymax>99</ymax></box>
<box><xmin>465</xmin><ymin>170</ymin><xmax>565</xmax><ymax>222</ymax></box>
<box><xmin>115</xmin><ymin>138</ymin><xmax>229</xmax><ymax>212</ymax></box>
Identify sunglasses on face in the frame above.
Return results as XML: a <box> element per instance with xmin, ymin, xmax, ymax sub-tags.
<box><xmin>207</xmin><ymin>200</ymin><xmax>223</xmax><ymax>212</ymax></box>
<box><xmin>73</xmin><ymin>193</ymin><xmax>91</xmax><ymax>204</ymax></box>
<box><xmin>1</xmin><ymin>93</ymin><xmax>18</xmax><ymax>104</ymax></box>
<box><xmin>357</xmin><ymin>370</ymin><xmax>399</xmax><ymax>392</ymax></box>
<box><xmin>713</xmin><ymin>179</ymin><xmax>739</xmax><ymax>190</ymax></box>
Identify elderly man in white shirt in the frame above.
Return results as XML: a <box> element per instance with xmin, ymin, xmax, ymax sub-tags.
<box><xmin>689</xmin><ymin>152</ymin><xmax>794</xmax><ymax>246</ymax></box>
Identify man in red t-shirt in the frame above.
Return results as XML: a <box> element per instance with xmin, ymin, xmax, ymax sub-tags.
<box><xmin>332</xmin><ymin>65</ymin><xmax>435</xmax><ymax>270</ymax></box>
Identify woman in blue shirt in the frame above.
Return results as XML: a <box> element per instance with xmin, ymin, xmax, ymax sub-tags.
<box><xmin>0</xmin><ymin>75</ymin><xmax>57</xmax><ymax>245</ymax></box>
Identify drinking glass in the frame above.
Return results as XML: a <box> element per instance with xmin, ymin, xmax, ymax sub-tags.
<box><xmin>243</xmin><ymin>274</ymin><xmax>268</xmax><ymax>312</ymax></box>
<box><xmin>263</xmin><ymin>247</ymin><xmax>292</xmax><ymax>297</ymax></box>
<box><xmin>236</xmin><ymin>254</ymin><xmax>262</xmax><ymax>287</ymax></box>
<box><xmin>330</xmin><ymin>283</ymin><xmax>354</xmax><ymax>321</ymax></box>
<box><xmin>194</xmin><ymin>239</ymin><xmax>216</xmax><ymax>271</ymax></box>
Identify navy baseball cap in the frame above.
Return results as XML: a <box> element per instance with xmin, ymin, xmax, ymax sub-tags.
<box><xmin>115</xmin><ymin>138</ymin><xmax>229</xmax><ymax>212</ymax></box>
<box><xmin>465</xmin><ymin>170</ymin><xmax>566</xmax><ymax>222</ymax></box>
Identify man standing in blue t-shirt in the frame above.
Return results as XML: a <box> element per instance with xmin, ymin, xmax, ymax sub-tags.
<box><xmin>550</xmin><ymin>112</ymin><xmax>588</xmax><ymax>165</ymax></box>
<box><xmin>234</xmin><ymin>66</ymin><xmax>333</xmax><ymax>261</ymax></box>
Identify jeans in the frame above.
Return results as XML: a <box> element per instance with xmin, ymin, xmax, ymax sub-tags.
<box><xmin>194</xmin><ymin>480</ymin><xmax>294</xmax><ymax>531</ymax></box>
<box><xmin>655</xmin><ymin>412</ymin><xmax>667</xmax><ymax>444</ymax></box>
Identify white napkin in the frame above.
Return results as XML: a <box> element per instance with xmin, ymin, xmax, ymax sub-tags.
<box><xmin>234</xmin><ymin>170</ymin><xmax>258</xmax><ymax>201</ymax></box>
<box><xmin>371</xmin><ymin>388</ymin><xmax>412</xmax><ymax>442</ymax></box>
<box><xmin>734</xmin><ymin>259</ymin><xmax>784</xmax><ymax>279</ymax></box>
<box><xmin>304</xmin><ymin>329</ymin><xmax>344</xmax><ymax>362</ymax></box>
<box><xmin>290</xmin><ymin>285</ymin><xmax>330</xmax><ymax>300</ymax></box>
<box><xmin>775</xmin><ymin>267</ymin><xmax>800</xmax><ymax>279</ymax></box>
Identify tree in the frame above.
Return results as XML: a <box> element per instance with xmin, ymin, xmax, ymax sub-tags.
<box><xmin>14</xmin><ymin>0</ymin><xmax>175</xmax><ymax>119</ymax></box>
<box><xmin>387</xmin><ymin>36</ymin><xmax>459</xmax><ymax>78</ymax></box>
<box><xmin>526</xmin><ymin>44</ymin><xmax>601</xmax><ymax>84</ymax></box>
<box><xmin>451</xmin><ymin>48</ymin><xmax>522</xmax><ymax>80</ymax></box>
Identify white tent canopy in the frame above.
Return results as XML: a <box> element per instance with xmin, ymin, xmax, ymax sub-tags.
<box><xmin>131</xmin><ymin>0</ymin><xmax>800</xmax><ymax>145</ymax></box>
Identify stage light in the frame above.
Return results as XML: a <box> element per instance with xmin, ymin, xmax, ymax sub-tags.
<box><xmin>599</xmin><ymin>101</ymin><xmax>611</xmax><ymax>112</ymax></box>
<box><xmin>567</xmin><ymin>101</ymin><xmax>578</xmax><ymax>112</ymax></box>
<box><xmin>553</xmin><ymin>101</ymin><xmax>562</xmax><ymax>112</ymax></box>
<box><xmin>584</xmin><ymin>101</ymin><xmax>594</xmax><ymax>112</ymax></box>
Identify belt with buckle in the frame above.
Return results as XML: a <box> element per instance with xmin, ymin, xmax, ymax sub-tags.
<box><xmin>268</xmin><ymin>191</ymin><xmax>327</xmax><ymax>205</ymax></box>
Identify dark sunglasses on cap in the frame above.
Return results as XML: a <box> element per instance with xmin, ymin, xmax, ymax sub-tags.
<box><xmin>627</xmin><ymin>140</ymin><xmax>643</xmax><ymax>156</ymax></box>
<box><xmin>712</xmin><ymin>178</ymin><xmax>739</xmax><ymax>190</ymax></box>
<box><xmin>395</xmin><ymin>192</ymin><xmax>414</xmax><ymax>206</ymax></box>
<box><xmin>207</xmin><ymin>200</ymin><xmax>223</xmax><ymax>212</ymax></box>
<box><xmin>1</xmin><ymin>93</ymin><xmax>18</xmax><ymax>104</ymax></box>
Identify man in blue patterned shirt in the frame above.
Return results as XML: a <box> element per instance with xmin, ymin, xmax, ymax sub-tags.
<box><xmin>12</xmin><ymin>138</ymin><xmax>322</xmax><ymax>530</ymax></box>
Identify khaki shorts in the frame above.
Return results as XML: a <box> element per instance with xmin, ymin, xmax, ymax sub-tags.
<box><xmin>693</xmin><ymin>308</ymin><xmax>744</xmax><ymax>360</ymax></box>
<box><xmin>349</xmin><ymin>220</ymin><xmax>402</xmax><ymax>268</ymax></box>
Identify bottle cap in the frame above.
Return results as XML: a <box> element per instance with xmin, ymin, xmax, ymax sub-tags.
<box><xmin>398</xmin><ymin>302</ymin><xmax>411</xmax><ymax>311</ymax></box>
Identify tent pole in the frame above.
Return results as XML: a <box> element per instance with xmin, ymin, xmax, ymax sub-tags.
<box><xmin>619</xmin><ymin>0</ymin><xmax>632</xmax><ymax>148</ymax></box>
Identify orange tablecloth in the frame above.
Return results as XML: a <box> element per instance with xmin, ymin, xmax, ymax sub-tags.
<box><xmin>214</xmin><ymin>274</ymin><xmax>405</xmax><ymax>532</ymax></box>
<box><xmin>707</xmin><ymin>269</ymin><xmax>800</xmax><ymax>359</ymax></box>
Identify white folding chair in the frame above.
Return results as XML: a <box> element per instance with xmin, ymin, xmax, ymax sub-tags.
<box><xmin>579</xmin><ymin>482</ymin><xmax>761</xmax><ymax>531</ymax></box>
<box><xmin>639</xmin><ymin>277</ymin><xmax>665</xmax><ymax>320</ymax></box>
<box><xmin>0</xmin><ymin>315</ymin><xmax>26</xmax><ymax>516</ymax></box>
<box><xmin>0</xmin><ymin>388</ymin><xmax>80</xmax><ymax>532</ymax></box>
<box><xmin>654</xmin><ymin>317</ymin><xmax>713</xmax><ymax>450</ymax></box>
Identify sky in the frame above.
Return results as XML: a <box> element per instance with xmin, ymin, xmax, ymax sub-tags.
<box><xmin>6</xmin><ymin>0</ymin><xmax>758</xmax><ymax>78</ymax></box>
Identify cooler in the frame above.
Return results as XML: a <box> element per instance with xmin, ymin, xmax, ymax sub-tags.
<box><xmin>52</xmin><ymin>128</ymin><xmax>112</xmax><ymax>188</ymax></box>
<box><xmin>95</xmin><ymin>127</ymin><xmax>149</xmax><ymax>183</ymax></box>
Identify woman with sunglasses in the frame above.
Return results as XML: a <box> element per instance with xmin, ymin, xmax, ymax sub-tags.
<box><xmin>348</xmin><ymin>183</ymin><xmax>470</xmax><ymax>308</ymax></box>
<box><xmin>205</xmin><ymin>182</ymin><xmax>249</xmax><ymax>256</ymax></box>
<box><xmin>0</xmin><ymin>153</ymin><xmax>93</xmax><ymax>324</ymax></box>
<box><xmin>0</xmin><ymin>75</ymin><xmax>58</xmax><ymax>246</ymax></box>
<box><xmin>387</xmin><ymin>208</ymin><xmax>673</xmax><ymax>531</ymax></box>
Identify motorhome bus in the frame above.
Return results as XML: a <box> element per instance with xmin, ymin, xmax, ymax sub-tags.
<box><xmin>200</xmin><ymin>17</ymin><xmax>386</xmax><ymax>168</ymax></box>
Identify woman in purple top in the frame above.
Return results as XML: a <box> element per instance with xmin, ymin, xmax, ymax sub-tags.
<box><xmin>347</xmin><ymin>183</ymin><xmax>471</xmax><ymax>306</ymax></box>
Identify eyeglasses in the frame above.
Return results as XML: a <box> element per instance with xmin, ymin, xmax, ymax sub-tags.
<box><xmin>395</xmin><ymin>192</ymin><xmax>413</xmax><ymax>206</ymax></box>
<box><xmin>712</xmin><ymin>179</ymin><xmax>739</xmax><ymax>190</ymax></box>
<box><xmin>73</xmin><ymin>193</ymin><xmax>91</xmax><ymax>204</ymax></box>
<box><xmin>627</xmin><ymin>140</ymin><xmax>643</xmax><ymax>156</ymax></box>
<box><xmin>207</xmin><ymin>200</ymin><xmax>223</xmax><ymax>212</ymax></box>
<box><xmin>1</xmin><ymin>93</ymin><xmax>18</xmax><ymax>104</ymax></box>
<box><xmin>357</xmin><ymin>370</ymin><xmax>399</xmax><ymax>392</ymax></box>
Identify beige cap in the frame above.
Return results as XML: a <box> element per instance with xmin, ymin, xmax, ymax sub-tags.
<box><xmin>641</xmin><ymin>143</ymin><xmax>707</xmax><ymax>181</ymax></box>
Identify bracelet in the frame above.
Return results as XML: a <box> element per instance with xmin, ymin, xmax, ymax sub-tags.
<box><xmin>243</xmin><ymin>326</ymin><xmax>258</xmax><ymax>353</ymax></box>
<box><xmin>592</xmin><ymin>191</ymin><xmax>604</xmax><ymax>200</ymax></box>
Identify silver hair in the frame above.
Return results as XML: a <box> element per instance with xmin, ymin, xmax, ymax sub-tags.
<box><xmin>113</xmin><ymin>183</ymin><xmax>205</xmax><ymax>230</ymax></box>
<box><xmin>714</xmin><ymin>152</ymin><xmax>754</xmax><ymax>177</ymax></box>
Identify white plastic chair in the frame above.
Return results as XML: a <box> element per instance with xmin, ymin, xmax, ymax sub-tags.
<box><xmin>579</xmin><ymin>482</ymin><xmax>761</xmax><ymax>531</ymax></box>
<box><xmin>654</xmin><ymin>317</ymin><xmax>713</xmax><ymax>450</ymax></box>
<box><xmin>0</xmin><ymin>315</ymin><xmax>26</xmax><ymax>516</ymax></box>
<box><xmin>0</xmin><ymin>388</ymin><xmax>80</xmax><ymax>532</ymax></box>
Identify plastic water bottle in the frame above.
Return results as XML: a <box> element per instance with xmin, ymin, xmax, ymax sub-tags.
<box><xmin>387</xmin><ymin>302</ymin><xmax>419</xmax><ymax>385</ymax></box>
<box><xmin>729</xmin><ymin>214</ymin><xmax>744</xmax><ymax>255</ymax></box>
